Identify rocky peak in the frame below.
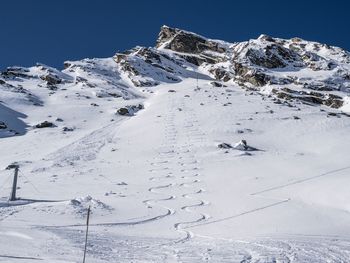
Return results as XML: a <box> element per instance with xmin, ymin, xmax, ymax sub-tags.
<box><xmin>111</xmin><ymin>26</ymin><xmax>350</xmax><ymax>110</ymax></box>
<box><xmin>2</xmin><ymin>26</ymin><xmax>349</xmax><ymax>113</ymax></box>
<box><xmin>156</xmin><ymin>25</ymin><xmax>178</xmax><ymax>48</ymax></box>
<box><xmin>156</xmin><ymin>25</ymin><xmax>227</xmax><ymax>54</ymax></box>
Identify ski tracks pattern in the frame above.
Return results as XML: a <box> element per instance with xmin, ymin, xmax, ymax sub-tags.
<box><xmin>144</xmin><ymin>94</ymin><xmax>210</xmax><ymax>245</ymax></box>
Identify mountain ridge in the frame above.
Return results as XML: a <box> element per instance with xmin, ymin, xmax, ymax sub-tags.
<box><xmin>2</xmin><ymin>25</ymin><xmax>350</xmax><ymax>108</ymax></box>
<box><xmin>1</xmin><ymin>25</ymin><xmax>350</xmax><ymax>138</ymax></box>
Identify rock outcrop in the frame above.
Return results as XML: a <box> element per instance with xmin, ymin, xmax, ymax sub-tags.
<box><xmin>112</xmin><ymin>26</ymin><xmax>350</xmax><ymax>110</ymax></box>
<box><xmin>1</xmin><ymin>25</ymin><xmax>350</xmax><ymax>113</ymax></box>
<box><xmin>116</xmin><ymin>104</ymin><xmax>144</xmax><ymax>116</ymax></box>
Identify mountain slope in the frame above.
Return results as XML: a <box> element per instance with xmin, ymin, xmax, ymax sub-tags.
<box><xmin>0</xmin><ymin>26</ymin><xmax>350</xmax><ymax>262</ymax></box>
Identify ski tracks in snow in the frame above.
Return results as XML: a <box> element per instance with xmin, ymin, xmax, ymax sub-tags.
<box><xmin>143</xmin><ymin>95</ymin><xmax>210</xmax><ymax>245</ymax></box>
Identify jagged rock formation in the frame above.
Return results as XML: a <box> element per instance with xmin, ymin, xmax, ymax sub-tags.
<box><xmin>110</xmin><ymin>25</ymin><xmax>350</xmax><ymax>110</ymax></box>
<box><xmin>1</xmin><ymin>25</ymin><xmax>350</xmax><ymax>112</ymax></box>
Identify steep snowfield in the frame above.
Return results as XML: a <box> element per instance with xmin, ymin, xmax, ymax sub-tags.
<box><xmin>1</xmin><ymin>26</ymin><xmax>350</xmax><ymax>262</ymax></box>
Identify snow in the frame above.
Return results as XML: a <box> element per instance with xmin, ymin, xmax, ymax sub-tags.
<box><xmin>1</xmin><ymin>74</ymin><xmax>350</xmax><ymax>262</ymax></box>
<box><xmin>1</xmin><ymin>28</ymin><xmax>350</xmax><ymax>261</ymax></box>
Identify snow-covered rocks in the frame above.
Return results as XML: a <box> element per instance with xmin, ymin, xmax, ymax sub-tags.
<box><xmin>217</xmin><ymin>142</ymin><xmax>232</xmax><ymax>149</ymax></box>
<box><xmin>218</xmin><ymin>140</ymin><xmax>260</xmax><ymax>152</ymax></box>
<box><xmin>34</xmin><ymin>121</ymin><xmax>56</xmax><ymax>129</ymax></box>
<box><xmin>68</xmin><ymin>195</ymin><xmax>111</xmax><ymax>217</ymax></box>
<box><xmin>1</xmin><ymin>25</ymin><xmax>348</xmax><ymax>114</ymax></box>
<box><xmin>116</xmin><ymin>104</ymin><xmax>144</xmax><ymax>116</ymax></box>
<box><xmin>233</xmin><ymin>140</ymin><xmax>259</xmax><ymax>151</ymax></box>
<box><xmin>272</xmin><ymin>87</ymin><xmax>344</xmax><ymax>108</ymax></box>
<box><xmin>157</xmin><ymin>25</ymin><xmax>227</xmax><ymax>55</ymax></box>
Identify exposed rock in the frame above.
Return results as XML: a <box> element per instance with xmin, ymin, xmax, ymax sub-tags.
<box><xmin>63</xmin><ymin>127</ymin><xmax>74</xmax><ymax>132</ymax></box>
<box><xmin>233</xmin><ymin>63</ymin><xmax>270</xmax><ymax>86</ymax></box>
<box><xmin>117</xmin><ymin>108</ymin><xmax>129</xmax><ymax>116</ymax></box>
<box><xmin>117</xmin><ymin>104</ymin><xmax>144</xmax><ymax>116</ymax></box>
<box><xmin>327</xmin><ymin>112</ymin><xmax>338</xmax><ymax>117</ymax></box>
<box><xmin>35</xmin><ymin>121</ymin><xmax>56</xmax><ymax>128</ymax></box>
<box><xmin>233</xmin><ymin>140</ymin><xmax>259</xmax><ymax>151</ymax></box>
<box><xmin>2</xmin><ymin>67</ymin><xmax>30</xmax><ymax>78</ymax></box>
<box><xmin>218</xmin><ymin>143</ymin><xmax>232</xmax><ymax>149</ymax></box>
<box><xmin>40</xmin><ymin>74</ymin><xmax>62</xmax><ymax>85</ymax></box>
<box><xmin>210</xmin><ymin>81</ymin><xmax>227</xmax><ymax>87</ymax></box>
<box><xmin>258</xmin><ymin>34</ymin><xmax>276</xmax><ymax>42</ymax></box>
<box><xmin>246</xmin><ymin>44</ymin><xmax>302</xmax><ymax>69</ymax></box>
<box><xmin>209</xmin><ymin>67</ymin><xmax>233</xmax><ymax>82</ymax></box>
<box><xmin>75</xmin><ymin>76</ymin><xmax>88</xmax><ymax>83</ymax></box>
<box><xmin>272</xmin><ymin>88</ymin><xmax>344</xmax><ymax>108</ymax></box>
<box><xmin>107</xmin><ymin>92</ymin><xmax>122</xmax><ymax>98</ymax></box>
<box><xmin>157</xmin><ymin>25</ymin><xmax>226</xmax><ymax>54</ymax></box>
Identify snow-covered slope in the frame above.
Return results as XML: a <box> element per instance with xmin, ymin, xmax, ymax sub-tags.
<box><xmin>1</xmin><ymin>26</ymin><xmax>350</xmax><ymax>262</ymax></box>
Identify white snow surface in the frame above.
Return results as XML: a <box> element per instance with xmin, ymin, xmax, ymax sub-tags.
<box><xmin>1</xmin><ymin>28</ymin><xmax>350</xmax><ymax>262</ymax></box>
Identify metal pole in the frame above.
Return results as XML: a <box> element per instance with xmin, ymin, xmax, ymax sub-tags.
<box><xmin>83</xmin><ymin>205</ymin><xmax>91</xmax><ymax>263</ymax></box>
<box><xmin>9</xmin><ymin>167</ymin><xmax>19</xmax><ymax>201</ymax></box>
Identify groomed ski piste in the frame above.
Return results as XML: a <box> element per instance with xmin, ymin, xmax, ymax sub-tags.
<box><xmin>1</xmin><ymin>26</ymin><xmax>350</xmax><ymax>262</ymax></box>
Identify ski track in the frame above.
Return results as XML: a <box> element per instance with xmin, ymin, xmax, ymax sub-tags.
<box><xmin>43</xmin><ymin>229</ymin><xmax>350</xmax><ymax>263</ymax></box>
<box><xmin>140</xmin><ymin>95</ymin><xmax>211</xmax><ymax>247</ymax></box>
<box><xmin>35</xmin><ymin>120</ymin><xmax>123</xmax><ymax>171</ymax></box>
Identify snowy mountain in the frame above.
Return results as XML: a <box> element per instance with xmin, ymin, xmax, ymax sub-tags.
<box><xmin>1</xmin><ymin>26</ymin><xmax>350</xmax><ymax>262</ymax></box>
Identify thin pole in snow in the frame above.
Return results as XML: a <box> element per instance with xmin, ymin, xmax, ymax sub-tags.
<box><xmin>9</xmin><ymin>166</ymin><xmax>19</xmax><ymax>201</ymax></box>
<box><xmin>83</xmin><ymin>205</ymin><xmax>91</xmax><ymax>263</ymax></box>
<box><xmin>196</xmin><ymin>72</ymin><xmax>199</xmax><ymax>88</ymax></box>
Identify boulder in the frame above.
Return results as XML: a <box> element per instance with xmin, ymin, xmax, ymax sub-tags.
<box><xmin>63</xmin><ymin>127</ymin><xmax>74</xmax><ymax>132</ymax></box>
<box><xmin>117</xmin><ymin>104</ymin><xmax>144</xmax><ymax>116</ymax></box>
<box><xmin>233</xmin><ymin>140</ymin><xmax>259</xmax><ymax>151</ymax></box>
<box><xmin>210</xmin><ymin>81</ymin><xmax>227</xmax><ymax>87</ymax></box>
<box><xmin>35</xmin><ymin>121</ymin><xmax>56</xmax><ymax>128</ymax></box>
<box><xmin>117</xmin><ymin>108</ymin><xmax>129</xmax><ymax>116</ymax></box>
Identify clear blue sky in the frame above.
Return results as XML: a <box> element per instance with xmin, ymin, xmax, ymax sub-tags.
<box><xmin>1</xmin><ymin>0</ymin><xmax>349</xmax><ymax>70</ymax></box>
